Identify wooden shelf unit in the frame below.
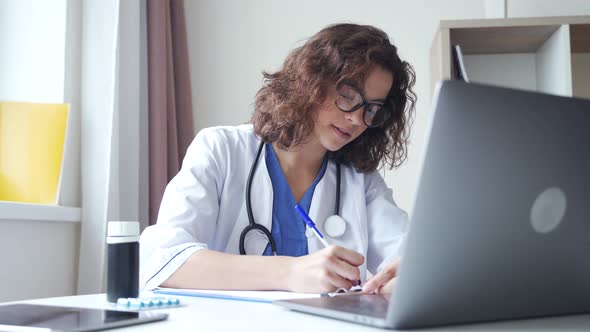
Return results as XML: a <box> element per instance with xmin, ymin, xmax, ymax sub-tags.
<box><xmin>431</xmin><ymin>16</ymin><xmax>590</xmax><ymax>99</ymax></box>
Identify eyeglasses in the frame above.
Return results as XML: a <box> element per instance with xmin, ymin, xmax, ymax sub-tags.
<box><xmin>334</xmin><ymin>84</ymin><xmax>392</xmax><ymax>128</ymax></box>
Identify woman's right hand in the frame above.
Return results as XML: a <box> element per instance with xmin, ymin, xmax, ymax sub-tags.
<box><xmin>285</xmin><ymin>245</ymin><xmax>364</xmax><ymax>293</ymax></box>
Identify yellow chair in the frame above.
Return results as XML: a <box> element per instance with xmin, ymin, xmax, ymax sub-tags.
<box><xmin>0</xmin><ymin>102</ymin><xmax>69</xmax><ymax>204</ymax></box>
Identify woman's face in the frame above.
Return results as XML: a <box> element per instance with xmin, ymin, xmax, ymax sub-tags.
<box><xmin>313</xmin><ymin>66</ymin><xmax>394</xmax><ymax>152</ymax></box>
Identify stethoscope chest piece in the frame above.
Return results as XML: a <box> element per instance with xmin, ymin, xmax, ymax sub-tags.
<box><xmin>323</xmin><ymin>215</ymin><xmax>346</xmax><ymax>238</ymax></box>
<box><xmin>304</xmin><ymin>215</ymin><xmax>346</xmax><ymax>239</ymax></box>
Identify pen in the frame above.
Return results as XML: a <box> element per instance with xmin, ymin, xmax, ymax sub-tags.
<box><xmin>294</xmin><ymin>204</ymin><xmax>362</xmax><ymax>288</ymax></box>
<box><xmin>294</xmin><ymin>205</ymin><xmax>329</xmax><ymax>247</ymax></box>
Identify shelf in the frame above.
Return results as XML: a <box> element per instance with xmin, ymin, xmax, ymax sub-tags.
<box><xmin>440</xmin><ymin>16</ymin><xmax>590</xmax><ymax>29</ymax></box>
<box><xmin>450</xmin><ymin>25</ymin><xmax>559</xmax><ymax>54</ymax></box>
<box><xmin>431</xmin><ymin>16</ymin><xmax>590</xmax><ymax>99</ymax></box>
<box><xmin>0</xmin><ymin>201</ymin><xmax>81</xmax><ymax>223</ymax></box>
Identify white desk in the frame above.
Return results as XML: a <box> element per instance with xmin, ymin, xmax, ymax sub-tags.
<box><xmin>15</xmin><ymin>293</ymin><xmax>590</xmax><ymax>331</ymax></box>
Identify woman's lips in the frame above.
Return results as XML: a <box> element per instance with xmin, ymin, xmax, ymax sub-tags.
<box><xmin>332</xmin><ymin>125</ymin><xmax>351</xmax><ymax>139</ymax></box>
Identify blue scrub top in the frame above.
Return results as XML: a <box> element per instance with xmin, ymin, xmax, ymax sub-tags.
<box><xmin>263</xmin><ymin>143</ymin><xmax>328</xmax><ymax>256</ymax></box>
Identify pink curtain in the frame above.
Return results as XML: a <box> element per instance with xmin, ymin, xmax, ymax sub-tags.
<box><xmin>147</xmin><ymin>0</ymin><xmax>195</xmax><ymax>225</ymax></box>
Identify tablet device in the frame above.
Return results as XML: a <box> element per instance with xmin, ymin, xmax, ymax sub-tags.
<box><xmin>0</xmin><ymin>304</ymin><xmax>168</xmax><ymax>331</ymax></box>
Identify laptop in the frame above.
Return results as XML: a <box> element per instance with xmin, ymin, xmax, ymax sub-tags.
<box><xmin>274</xmin><ymin>81</ymin><xmax>590</xmax><ymax>329</ymax></box>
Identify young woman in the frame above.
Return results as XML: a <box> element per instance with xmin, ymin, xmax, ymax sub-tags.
<box><xmin>140</xmin><ymin>23</ymin><xmax>416</xmax><ymax>295</ymax></box>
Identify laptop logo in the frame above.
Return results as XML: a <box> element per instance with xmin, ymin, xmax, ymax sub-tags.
<box><xmin>530</xmin><ymin>187</ymin><xmax>567</xmax><ymax>234</ymax></box>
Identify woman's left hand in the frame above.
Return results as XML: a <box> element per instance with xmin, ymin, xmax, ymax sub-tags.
<box><xmin>361</xmin><ymin>258</ymin><xmax>400</xmax><ymax>294</ymax></box>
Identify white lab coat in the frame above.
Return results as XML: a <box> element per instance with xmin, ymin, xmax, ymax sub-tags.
<box><xmin>140</xmin><ymin>124</ymin><xmax>408</xmax><ymax>290</ymax></box>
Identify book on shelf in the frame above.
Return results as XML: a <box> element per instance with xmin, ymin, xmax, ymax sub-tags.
<box><xmin>451</xmin><ymin>44</ymin><xmax>470</xmax><ymax>83</ymax></box>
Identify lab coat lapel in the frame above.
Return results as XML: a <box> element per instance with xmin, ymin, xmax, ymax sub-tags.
<box><xmin>307</xmin><ymin>160</ymin><xmax>338</xmax><ymax>253</ymax></box>
<box><xmin>244</xmin><ymin>144</ymin><xmax>274</xmax><ymax>255</ymax></box>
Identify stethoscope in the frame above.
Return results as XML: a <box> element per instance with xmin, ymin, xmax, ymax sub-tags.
<box><xmin>239</xmin><ymin>141</ymin><xmax>347</xmax><ymax>255</ymax></box>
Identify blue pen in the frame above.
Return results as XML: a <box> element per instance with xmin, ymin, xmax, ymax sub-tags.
<box><xmin>295</xmin><ymin>205</ymin><xmax>330</xmax><ymax>247</ymax></box>
<box><xmin>295</xmin><ymin>205</ymin><xmax>362</xmax><ymax>287</ymax></box>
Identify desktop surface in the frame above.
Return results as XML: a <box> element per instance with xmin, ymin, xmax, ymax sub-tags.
<box><xmin>9</xmin><ymin>293</ymin><xmax>590</xmax><ymax>331</ymax></box>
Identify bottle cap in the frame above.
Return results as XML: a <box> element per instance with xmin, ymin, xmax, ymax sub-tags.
<box><xmin>107</xmin><ymin>221</ymin><xmax>140</xmax><ymax>237</ymax></box>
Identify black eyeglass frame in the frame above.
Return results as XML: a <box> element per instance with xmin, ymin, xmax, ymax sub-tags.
<box><xmin>334</xmin><ymin>83</ymin><xmax>393</xmax><ymax>128</ymax></box>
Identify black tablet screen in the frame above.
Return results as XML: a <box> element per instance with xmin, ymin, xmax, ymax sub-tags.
<box><xmin>0</xmin><ymin>304</ymin><xmax>167</xmax><ymax>331</ymax></box>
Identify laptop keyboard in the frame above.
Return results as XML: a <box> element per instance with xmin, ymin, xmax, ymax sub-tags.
<box><xmin>317</xmin><ymin>294</ymin><xmax>390</xmax><ymax>318</ymax></box>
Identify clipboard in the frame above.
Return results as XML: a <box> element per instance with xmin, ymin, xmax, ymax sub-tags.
<box><xmin>153</xmin><ymin>287</ymin><xmax>320</xmax><ymax>304</ymax></box>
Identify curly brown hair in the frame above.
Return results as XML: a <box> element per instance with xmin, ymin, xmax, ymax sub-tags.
<box><xmin>251</xmin><ymin>23</ymin><xmax>416</xmax><ymax>173</ymax></box>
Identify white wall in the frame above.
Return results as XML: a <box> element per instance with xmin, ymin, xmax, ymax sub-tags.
<box><xmin>0</xmin><ymin>220</ymin><xmax>79</xmax><ymax>302</ymax></box>
<box><xmin>0</xmin><ymin>0</ymin><xmax>66</xmax><ymax>103</ymax></box>
<box><xmin>185</xmin><ymin>0</ymin><xmax>487</xmax><ymax>214</ymax></box>
<box><xmin>508</xmin><ymin>0</ymin><xmax>590</xmax><ymax>17</ymax></box>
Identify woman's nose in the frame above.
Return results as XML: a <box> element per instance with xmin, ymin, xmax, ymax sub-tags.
<box><xmin>345</xmin><ymin>106</ymin><xmax>365</xmax><ymax>126</ymax></box>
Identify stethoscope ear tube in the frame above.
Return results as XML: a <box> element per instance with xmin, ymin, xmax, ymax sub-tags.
<box><xmin>241</xmin><ymin>142</ymin><xmax>278</xmax><ymax>255</ymax></box>
<box><xmin>239</xmin><ymin>223</ymin><xmax>277</xmax><ymax>255</ymax></box>
<box><xmin>245</xmin><ymin>142</ymin><xmax>264</xmax><ymax>233</ymax></box>
<box><xmin>335</xmin><ymin>163</ymin><xmax>341</xmax><ymax>216</ymax></box>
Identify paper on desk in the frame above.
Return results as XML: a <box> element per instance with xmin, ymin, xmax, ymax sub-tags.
<box><xmin>153</xmin><ymin>287</ymin><xmax>320</xmax><ymax>304</ymax></box>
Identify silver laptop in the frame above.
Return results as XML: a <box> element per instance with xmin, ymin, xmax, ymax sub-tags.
<box><xmin>274</xmin><ymin>81</ymin><xmax>590</xmax><ymax>329</ymax></box>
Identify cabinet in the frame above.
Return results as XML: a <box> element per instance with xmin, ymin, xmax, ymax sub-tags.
<box><xmin>431</xmin><ymin>16</ymin><xmax>590</xmax><ymax>99</ymax></box>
